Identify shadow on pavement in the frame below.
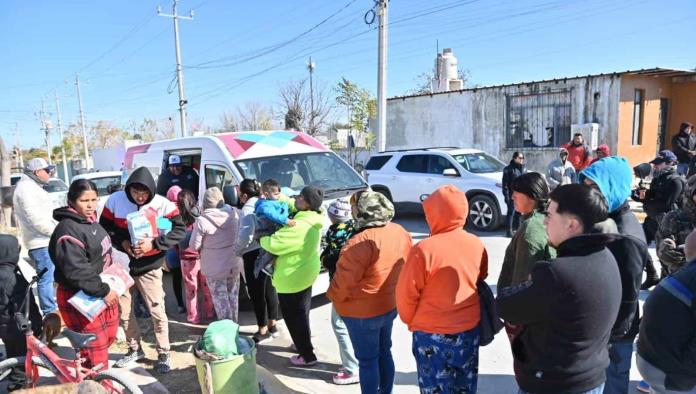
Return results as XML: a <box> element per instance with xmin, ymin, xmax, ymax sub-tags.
<box><xmin>255</xmin><ymin>344</ymin><xmax>342</xmax><ymax>385</ymax></box>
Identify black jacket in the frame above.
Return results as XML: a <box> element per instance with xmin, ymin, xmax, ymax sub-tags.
<box><xmin>156</xmin><ymin>167</ymin><xmax>199</xmax><ymax>198</ymax></box>
<box><xmin>638</xmin><ymin>261</ymin><xmax>696</xmax><ymax>391</ymax></box>
<box><xmin>496</xmin><ymin>234</ymin><xmax>622</xmax><ymax>393</ymax></box>
<box><xmin>672</xmin><ymin>131</ymin><xmax>696</xmax><ymax>164</ymax></box>
<box><xmin>643</xmin><ymin>167</ymin><xmax>685</xmax><ymax>217</ymax></box>
<box><xmin>502</xmin><ymin>161</ymin><xmax>526</xmax><ymax>201</ymax></box>
<box><xmin>606</xmin><ymin>202</ymin><xmax>650</xmax><ymax>342</ymax></box>
<box><xmin>49</xmin><ymin>207</ymin><xmax>112</xmax><ymax>297</ymax></box>
<box><xmin>100</xmin><ymin>167</ymin><xmax>187</xmax><ymax>276</ymax></box>
<box><xmin>0</xmin><ymin>235</ymin><xmax>41</xmax><ymax>340</ymax></box>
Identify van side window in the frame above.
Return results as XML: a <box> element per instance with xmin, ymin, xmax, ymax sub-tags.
<box><xmin>205</xmin><ymin>164</ymin><xmax>237</xmax><ymax>191</ymax></box>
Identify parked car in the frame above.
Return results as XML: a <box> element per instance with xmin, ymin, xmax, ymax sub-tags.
<box><xmin>71</xmin><ymin>171</ymin><xmax>123</xmax><ymax>217</ymax></box>
<box><xmin>365</xmin><ymin>147</ymin><xmax>507</xmax><ymax>231</ymax></box>
<box><xmin>44</xmin><ymin>177</ymin><xmax>69</xmax><ymax>209</ymax></box>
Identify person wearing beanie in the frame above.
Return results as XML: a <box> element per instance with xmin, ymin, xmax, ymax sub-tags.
<box><xmin>328</xmin><ymin>190</ymin><xmax>413</xmax><ymax>394</ymax></box>
<box><xmin>322</xmin><ymin>197</ymin><xmax>359</xmax><ymax>385</ymax></box>
<box><xmin>547</xmin><ymin>147</ymin><xmax>577</xmax><ymax>189</ymax></box>
<box><xmin>190</xmin><ymin>187</ymin><xmax>244</xmax><ymax>323</ymax></box>
<box><xmin>259</xmin><ymin>185</ymin><xmax>325</xmax><ymax>366</ymax></box>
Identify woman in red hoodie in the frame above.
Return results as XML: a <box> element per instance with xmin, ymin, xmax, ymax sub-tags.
<box><xmin>396</xmin><ymin>184</ymin><xmax>488</xmax><ymax>393</ymax></box>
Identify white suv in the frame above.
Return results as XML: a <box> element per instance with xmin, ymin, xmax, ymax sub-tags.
<box><xmin>365</xmin><ymin>148</ymin><xmax>507</xmax><ymax>231</ymax></box>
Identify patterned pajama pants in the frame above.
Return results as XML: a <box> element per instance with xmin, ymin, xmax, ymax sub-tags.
<box><xmin>206</xmin><ymin>274</ymin><xmax>242</xmax><ymax>323</ymax></box>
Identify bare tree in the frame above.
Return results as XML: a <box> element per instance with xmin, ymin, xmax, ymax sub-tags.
<box><xmin>219</xmin><ymin>111</ymin><xmax>240</xmax><ymax>133</ymax></box>
<box><xmin>237</xmin><ymin>102</ymin><xmax>274</xmax><ymax>131</ymax></box>
<box><xmin>276</xmin><ymin>79</ymin><xmax>334</xmax><ymax>135</ymax></box>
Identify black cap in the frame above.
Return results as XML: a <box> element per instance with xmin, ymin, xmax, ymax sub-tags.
<box><xmin>300</xmin><ymin>186</ymin><xmax>324</xmax><ymax>211</ymax></box>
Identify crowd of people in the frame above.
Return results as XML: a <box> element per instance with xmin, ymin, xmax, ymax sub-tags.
<box><xmin>1</xmin><ymin>136</ymin><xmax>696</xmax><ymax>394</ymax></box>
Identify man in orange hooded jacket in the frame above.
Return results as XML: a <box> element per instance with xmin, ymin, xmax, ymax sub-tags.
<box><xmin>396</xmin><ymin>184</ymin><xmax>488</xmax><ymax>393</ymax></box>
<box><xmin>562</xmin><ymin>133</ymin><xmax>593</xmax><ymax>172</ymax></box>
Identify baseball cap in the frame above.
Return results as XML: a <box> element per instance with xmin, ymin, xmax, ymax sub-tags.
<box><xmin>168</xmin><ymin>155</ymin><xmax>182</xmax><ymax>166</ymax></box>
<box><xmin>650</xmin><ymin>150</ymin><xmax>678</xmax><ymax>165</ymax></box>
<box><xmin>25</xmin><ymin>158</ymin><xmax>55</xmax><ymax>173</ymax></box>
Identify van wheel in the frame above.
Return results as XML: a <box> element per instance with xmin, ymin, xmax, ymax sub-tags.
<box><xmin>467</xmin><ymin>195</ymin><xmax>500</xmax><ymax>232</ymax></box>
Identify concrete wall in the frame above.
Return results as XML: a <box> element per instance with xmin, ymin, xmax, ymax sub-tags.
<box><xmin>386</xmin><ymin>75</ymin><xmax>621</xmax><ymax>173</ymax></box>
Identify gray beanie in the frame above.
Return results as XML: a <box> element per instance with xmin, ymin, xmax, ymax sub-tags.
<box><xmin>327</xmin><ymin>198</ymin><xmax>351</xmax><ymax>222</ymax></box>
<box><xmin>203</xmin><ymin>187</ymin><xmax>224</xmax><ymax>210</ymax></box>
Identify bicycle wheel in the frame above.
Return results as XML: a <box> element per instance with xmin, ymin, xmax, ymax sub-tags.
<box><xmin>0</xmin><ymin>356</ymin><xmax>54</xmax><ymax>387</ymax></box>
<box><xmin>91</xmin><ymin>369</ymin><xmax>143</xmax><ymax>394</ymax></box>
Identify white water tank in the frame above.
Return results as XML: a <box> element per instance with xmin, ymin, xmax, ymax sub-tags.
<box><xmin>432</xmin><ymin>48</ymin><xmax>463</xmax><ymax>93</ymax></box>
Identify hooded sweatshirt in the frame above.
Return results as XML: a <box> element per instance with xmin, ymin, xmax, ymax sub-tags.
<box><xmin>396</xmin><ymin>185</ymin><xmax>487</xmax><ymax>334</ymax></box>
<box><xmin>190</xmin><ymin>205</ymin><xmax>243</xmax><ymax>279</ymax></box>
<box><xmin>561</xmin><ymin>141</ymin><xmax>592</xmax><ymax>171</ymax></box>
<box><xmin>580</xmin><ymin>157</ymin><xmax>650</xmax><ymax>342</ymax></box>
<box><xmin>49</xmin><ymin>207</ymin><xmax>112</xmax><ymax>297</ymax></box>
<box><xmin>328</xmin><ymin>191</ymin><xmax>413</xmax><ymax>318</ymax></box>
<box><xmin>546</xmin><ymin>150</ymin><xmax>576</xmax><ymax>189</ymax></box>
<box><xmin>0</xmin><ymin>234</ymin><xmax>42</xmax><ymax>339</ymax></box>
<box><xmin>260</xmin><ymin>209</ymin><xmax>324</xmax><ymax>294</ymax></box>
<box><xmin>100</xmin><ymin>167</ymin><xmax>186</xmax><ymax>276</ymax></box>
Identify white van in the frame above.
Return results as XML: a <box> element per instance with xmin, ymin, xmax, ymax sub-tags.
<box><xmin>124</xmin><ymin>130</ymin><xmax>368</xmax><ymax>293</ymax></box>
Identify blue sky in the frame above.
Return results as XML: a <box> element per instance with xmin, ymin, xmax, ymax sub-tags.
<box><xmin>2</xmin><ymin>0</ymin><xmax>695</xmax><ymax>149</ymax></box>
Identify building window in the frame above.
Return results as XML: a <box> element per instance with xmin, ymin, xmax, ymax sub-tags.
<box><xmin>506</xmin><ymin>89</ymin><xmax>572</xmax><ymax>148</ymax></box>
<box><xmin>632</xmin><ymin>89</ymin><xmax>644</xmax><ymax>145</ymax></box>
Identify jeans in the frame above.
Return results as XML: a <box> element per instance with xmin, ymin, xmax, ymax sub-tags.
<box><xmin>604</xmin><ymin>341</ymin><xmax>633</xmax><ymax>394</ymax></box>
<box><xmin>413</xmin><ymin>327</ymin><xmax>480</xmax><ymax>393</ymax></box>
<box><xmin>637</xmin><ymin>355</ymin><xmax>696</xmax><ymax>393</ymax></box>
<box><xmin>277</xmin><ymin>286</ymin><xmax>316</xmax><ymax>362</ymax></box>
<box><xmin>342</xmin><ymin>309</ymin><xmax>397</xmax><ymax>394</ymax></box>
<box><xmin>331</xmin><ymin>305</ymin><xmax>359</xmax><ymax>375</ymax></box>
<box><xmin>28</xmin><ymin>247</ymin><xmax>57</xmax><ymax>314</ymax></box>
<box><xmin>519</xmin><ymin>383</ymin><xmax>605</xmax><ymax>394</ymax></box>
<box><xmin>506</xmin><ymin>200</ymin><xmax>520</xmax><ymax>234</ymax></box>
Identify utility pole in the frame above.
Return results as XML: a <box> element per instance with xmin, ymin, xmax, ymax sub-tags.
<box><xmin>75</xmin><ymin>74</ymin><xmax>91</xmax><ymax>169</ymax></box>
<box><xmin>54</xmin><ymin>90</ymin><xmax>70</xmax><ymax>183</ymax></box>
<box><xmin>40</xmin><ymin>99</ymin><xmax>53</xmax><ymax>164</ymax></box>
<box><xmin>376</xmin><ymin>0</ymin><xmax>388</xmax><ymax>152</ymax></box>
<box><xmin>13</xmin><ymin>123</ymin><xmax>22</xmax><ymax>170</ymax></box>
<box><xmin>307</xmin><ymin>56</ymin><xmax>315</xmax><ymax>134</ymax></box>
<box><xmin>158</xmin><ymin>0</ymin><xmax>193</xmax><ymax>138</ymax></box>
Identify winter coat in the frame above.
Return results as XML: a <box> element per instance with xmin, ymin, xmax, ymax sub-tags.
<box><xmin>638</xmin><ymin>261</ymin><xmax>696</xmax><ymax>391</ymax></box>
<box><xmin>656</xmin><ymin>175</ymin><xmax>696</xmax><ymax>272</ymax></box>
<box><xmin>320</xmin><ymin>220</ymin><xmax>356</xmax><ymax>279</ymax></box>
<box><xmin>396</xmin><ymin>185</ymin><xmax>486</xmax><ymax>334</ymax></box>
<box><xmin>236</xmin><ymin>196</ymin><xmax>260</xmax><ymax>255</ymax></box>
<box><xmin>502</xmin><ymin>161</ymin><xmax>526</xmax><ymax>201</ymax></box>
<box><xmin>643</xmin><ymin>166</ymin><xmax>685</xmax><ymax>218</ymax></box>
<box><xmin>580</xmin><ymin>157</ymin><xmax>650</xmax><ymax>342</ymax></box>
<box><xmin>12</xmin><ymin>173</ymin><xmax>58</xmax><ymax>250</ymax></box>
<box><xmin>259</xmin><ymin>209</ymin><xmax>324</xmax><ymax>294</ymax></box>
<box><xmin>100</xmin><ymin>167</ymin><xmax>186</xmax><ymax>276</ymax></box>
<box><xmin>546</xmin><ymin>158</ymin><xmax>576</xmax><ymax>189</ymax></box>
<box><xmin>49</xmin><ymin>207</ymin><xmax>112</xmax><ymax>298</ymax></box>
<box><xmin>561</xmin><ymin>141</ymin><xmax>592</xmax><ymax>171</ymax></box>
<box><xmin>672</xmin><ymin>130</ymin><xmax>696</xmax><ymax>164</ymax></box>
<box><xmin>255</xmin><ymin>198</ymin><xmax>291</xmax><ymax>226</ymax></box>
<box><xmin>190</xmin><ymin>205</ymin><xmax>243</xmax><ymax>279</ymax></box>
<box><xmin>156</xmin><ymin>167</ymin><xmax>199</xmax><ymax>198</ymax></box>
<box><xmin>497</xmin><ymin>210</ymin><xmax>555</xmax><ymax>290</ymax></box>
<box><xmin>496</xmin><ymin>234</ymin><xmax>622</xmax><ymax>394</ymax></box>
<box><xmin>0</xmin><ymin>234</ymin><xmax>42</xmax><ymax>340</ymax></box>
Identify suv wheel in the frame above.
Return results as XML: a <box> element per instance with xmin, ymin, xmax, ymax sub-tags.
<box><xmin>468</xmin><ymin>194</ymin><xmax>500</xmax><ymax>232</ymax></box>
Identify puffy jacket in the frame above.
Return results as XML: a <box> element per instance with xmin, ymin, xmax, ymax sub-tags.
<box><xmin>329</xmin><ymin>220</ymin><xmax>412</xmax><ymax>318</ymax></box>
<box><xmin>100</xmin><ymin>167</ymin><xmax>186</xmax><ymax>276</ymax></box>
<box><xmin>561</xmin><ymin>142</ymin><xmax>592</xmax><ymax>171</ymax></box>
<box><xmin>255</xmin><ymin>198</ymin><xmax>290</xmax><ymax>226</ymax></box>
<box><xmin>672</xmin><ymin>131</ymin><xmax>696</xmax><ymax>164</ymax></box>
<box><xmin>0</xmin><ymin>235</ymin><xmax>42</xmax><ymax>340</ymax></box>
<box><xmin>396</xmin><ymin>185</ymin><xmax>486</xmax><ymax>334</ymax></box>
<box><xmin>260</xmin><ymin>210</ymin><xmax>324</xmax><ymax>294</ymax></box>
<box><xmin>12</xmin><ymin>173</ymin><xmax>57</xmax><ymax>250</ymax></box>
<box><xmin>546</xmin><ymin>158</ymin><xmax>576</xmax><ymax>189</ymax></box>
<box><xmin>49</xmin><ymin>207</ymin><xmax>112</xmax><ymax>298</ymax></box>
<box><xmin>502</xmin><ymin>161</ymin><xmax>526</xmax><ymax>201</ymax></box>
<box><xmin>497</xmin><ymin>234</ymin><xmax>622</xmax><ymax>393</ymax></box>
<box><xmin>190</xmin><ymin>205</ymin><xmax>243</xmax><ymax>279</ymax></box>
<box><xmin>656</xmin><ymin>175</ymin><xmax>696</xmax><ymax>272</ymax></box>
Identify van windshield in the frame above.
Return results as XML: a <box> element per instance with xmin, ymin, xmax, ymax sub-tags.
<box><xmin>235</xmin><ymin>152</ymin><xmax>366</xmax><ymax>198</ymax></box>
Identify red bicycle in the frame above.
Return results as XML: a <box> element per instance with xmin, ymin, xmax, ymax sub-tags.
<box><xmin>0</xmin><ymin>269</ymin><xmax>141</xmax><ymax>393</ymax></box>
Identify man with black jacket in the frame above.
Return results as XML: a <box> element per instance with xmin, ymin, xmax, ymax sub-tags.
<box><xmin>497</xmin><ymin>184</ymin><xmax>621</xmax><ymax>394</ymax></box>
<box><xmin>580</xmin><ymin>157</ymin><xmax>652</xmax><ymax>393</ymax></box>
<box><xmin>639</xmin><ymin>150</ymin><xmax>685</xmax><ymax>247</ymax></box>
<box><xmin>100</xmin><ymin>167</ymin><xmax>186</xmax><ymax>373</ymax></box>
<box><xmin>637</xmin><ymin>229</ymin><xmax>696</xmax><ymax>393</ymax></box>
<box><xmin>502</xmin><ymin>151</ymin><xmax>527</xmax><ymax>237</ymax></box>
<box><xmin>671</xmin><ymin>122</ymin><xmax>695</xmax><ymax>176</ymax></box>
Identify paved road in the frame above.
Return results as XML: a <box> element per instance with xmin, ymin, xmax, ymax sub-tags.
<box><xmin>248</xmin><ymin>214</ymin><xmax>650</xmax><ymax>393</ymax></box>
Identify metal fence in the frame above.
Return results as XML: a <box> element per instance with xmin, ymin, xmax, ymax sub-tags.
<box><xmin>506</xmin><ymin>89</ymin><xmax>572</xmax><ymax>148</ymax></box>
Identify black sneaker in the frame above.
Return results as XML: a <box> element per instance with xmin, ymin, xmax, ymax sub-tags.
<box><xmin>268</xmin><ymin>325</ymin><xmax>280</xmax><ymax>338</ymax></box>
<box><xmin>114</xmin><ymin>347</ymin><xmax>146</xmax><ymax>368</ymax></box>
<box><xmin>253</xmin><ymin>331</ymin><xmax>273</xmax><ymax>344</ymax></box>
<box><xmin>156</xmin><ymin>353</ymin><xmax>171</xmax><ymax>374</ymax></box>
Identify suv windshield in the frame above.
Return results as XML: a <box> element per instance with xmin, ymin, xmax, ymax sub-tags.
<box><xmin>44</xmin><ymin>179</ymin><xmax>68</xmax><ymax>192</ymax></box>
<box><xmin>86</xmin><ymin>176</ymin><xmax>122</xmax><ymax>196</ymax></box>
<box><xmin>452</xmin><ymin>152</ymin><xmax>505</xmax><ymax>174</ymax></box>
<box><xmin>235</xmin><ymin>152</ymin><xmax>366</xmax><ymax>198</ymax></box>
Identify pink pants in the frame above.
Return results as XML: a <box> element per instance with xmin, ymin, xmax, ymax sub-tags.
<box><xmin>181</xmin><ymin>254</ymin><xmax>215</xmax><ymax>323</ymax></box>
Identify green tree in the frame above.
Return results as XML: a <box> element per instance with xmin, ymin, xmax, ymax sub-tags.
<box><xmin>335</xmin><ymin>77</ymin><xmax>374</xmax><ymax>133</ymax></box>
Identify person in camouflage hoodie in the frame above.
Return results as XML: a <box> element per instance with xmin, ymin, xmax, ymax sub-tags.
<box><xmin>656</xmin><ymin>175</ymin><xmax>696</xmax><ymax>273</ymax></box>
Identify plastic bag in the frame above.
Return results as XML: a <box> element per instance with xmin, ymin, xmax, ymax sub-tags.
<box><xmin>199</xmin><ymin>320</ymin><xmax>240</xmax><ymax>358</ymax></box>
